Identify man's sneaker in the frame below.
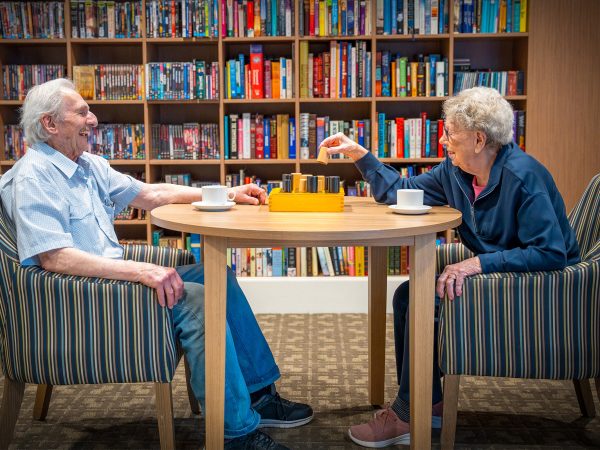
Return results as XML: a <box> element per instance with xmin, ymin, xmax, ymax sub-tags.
<box><xmin>224</xmin><ymin>430</ymin><xmax>290</xmax><ymax>450</ymax></box>
<box><xmin>253</xmin><ymin>390</ymin><xmax>314</xmax><ymax>429</ymax></box>
<box><xmin>348</xmin><ymin>407</ymin><xmax>410</xmax><ymax>448</ymax></box>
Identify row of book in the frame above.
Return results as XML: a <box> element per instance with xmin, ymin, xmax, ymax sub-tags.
<box><xmin>70</xmin><ymin>0</ymin><xmax>142</xmax><ymax>39</ymax></box>
<box><xmin>72</xmin><ymin>64</ymin><xmax>144</xmax><ymax>100</ymax></box>
<box><xmin>146</xmin><ymin>61</ymin><xmax>220</xmax><ymax>100</ymax></box>
<box><xmin>376</xmin><ymin>0</ymin><xmax>450</xmax><ymax>35</ymax></box>
<box><xmin>376</xmin><ymin>53</ymin><xmax>449</xmax><ymax>97</ymax></box>
<box><xmin>2</xmin><ymin>65</ymin><xmax>66</xmax><ymax>101</ymax></box>
<box><xmin>152</xmin><ymin>231</ymin><xmax>202</xmax><ymax>263</ymax></box>
<box><xmin>455</xmin><ymin>0</ymin><xmax>527</xmax><ymax>34</ymax></box>
<box><xmin>2</xmin><ymin>110</ymin><xmax>524</xmax><ymax>162</ymax></box>
<box><xmin>376</xmin><ymin>113</ymin><xmax>445</xmax><ymax>158</ymax></box>
<box><xmin>224</xmin><ymin>113</ymin><xmax>295</xmax><ymax>159</ymax></box>
<box><xmin>225</xmin><ymin>48</ymin><xmax>294</xmax><ymax>99</ymax></box>
<box><xmin>115</xmin><ymin>206</ymin><xmax>145</xmax><ymax>220</ymax></box>
<box><xmin>0</xmin><ymin>1</ymin><xmax>64</xmax><ymax>39</ymax></box>
<box><xmin>146</xmin><ymin>0</ymin><xmax>219</xmax><ymax>38</ymax></box>
<box><xmin>164</xmin><ymin>173</ymin><xmax>217</xmax><ymax>188</ymax></box>
<box><xmin>299</xmin><ymin>0</ymin><xmax>372</xmax><ymax>37</ymax></box>
<box><xmin>299</xmin><ymin>114</ymin><xmax>367</xmax><ymax>159</ymax></box>
<box><xmin>0</xmin><ymin>0</ymin><xmax>528</xmax><ymax>40</ymax></box>
<box><xmin>227</xmin><ymin>246</ymin><xmax>408</xmax><ymax>277</ymax></box>
<box><xmin>151</xmin><ymin>123</ymin><xmax>220</xmax><ymax>159</ymax></box>
<box><xmin>453</xmin><ymin>70</ymin><xmax>524</xmax><ymax>96</ymax></box>
<box><xmin>223</xmin><ymin>0</ymin><xmax>294</xmax><ymax>37</ymax></box>
<box><xmin>88</xmin><ymin>124</ymin><xmax>145</xmax><ymax>160</ymax></box>
<box><xmin>3</xmin><ymin>125</ymin><xmax>26</xmax><ymax>161</ymax></box>
<box><xmin>299</xmin><ymin>40</ymin><xmax>372</xmax><ymax>99</ymax></box>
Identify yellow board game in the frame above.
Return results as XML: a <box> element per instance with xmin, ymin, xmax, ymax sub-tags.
<box><xmin>268</xmin><ymin>188</ymin><xmax>345</xmax><ymax>212</ymax></box>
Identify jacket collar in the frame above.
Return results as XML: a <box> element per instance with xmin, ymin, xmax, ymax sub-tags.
<box><xmin>452</xmin><ymin>142</ymin><xmax>513</xmax><ymax>199</ymax></box>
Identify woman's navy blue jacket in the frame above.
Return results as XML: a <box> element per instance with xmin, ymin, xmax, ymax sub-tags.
<box><xmin>355</xmin><ymin>142</ymin><xmax>580</xmax><ymax>273</ymax></box>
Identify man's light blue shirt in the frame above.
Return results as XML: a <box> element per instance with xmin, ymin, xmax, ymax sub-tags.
<box><xmin>0</xmin><ymin>142</ymin><xmax>143</xmax><ymax>266</ymax></box>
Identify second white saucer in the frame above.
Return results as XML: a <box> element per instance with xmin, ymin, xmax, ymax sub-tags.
<box><xmin>388</xmin><ymin>204</ymin><xmax>432</xmax><ymax>215</ymax></box>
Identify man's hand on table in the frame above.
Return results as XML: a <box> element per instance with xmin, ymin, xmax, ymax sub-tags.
<box><xmin>233</xmin><ymin>183</ymin><xmax>267</xmax><ymax>205</ymax></box>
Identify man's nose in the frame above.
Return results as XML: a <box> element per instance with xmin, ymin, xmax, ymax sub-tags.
<box><xmin>87</xmin><ymin>111</ymin><xmax>98</xmax><ymax>127</ymax></box>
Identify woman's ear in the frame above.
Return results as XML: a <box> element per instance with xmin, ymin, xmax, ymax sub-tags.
<box><xmin>474</xmin><ymin>131</ymin><xmax>487</xmax><ymax>154</ymax></box>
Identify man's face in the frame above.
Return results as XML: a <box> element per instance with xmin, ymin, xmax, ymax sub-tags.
<box><xmin>47</xmin><ymin>91</ymin><xmax>98</xmax><ymax>161</ymax></box>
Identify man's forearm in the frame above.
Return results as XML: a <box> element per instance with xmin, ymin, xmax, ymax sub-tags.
<box><xmin>130</xmin><ymin>183</ymin><xmax>203</xmax><ymax>211</ymax></box>
<box><xmin>39</xmin><ymin>247</ymin><xmax>149</xmax><ymax>283</ymax></box>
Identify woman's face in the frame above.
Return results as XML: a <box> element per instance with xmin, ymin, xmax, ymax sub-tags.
<box><xmin>439</xmin><ymin>120</ymin><xmax>485</xmax><ymax>173</ymax></box>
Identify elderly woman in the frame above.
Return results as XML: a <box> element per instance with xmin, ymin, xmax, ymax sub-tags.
<box><xmin>320</xmin><ymin>86</ymin><xmax>580</xmax><ymax>447</ymax></box>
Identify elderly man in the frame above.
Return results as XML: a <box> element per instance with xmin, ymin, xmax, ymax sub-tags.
<box><xmin>320</xmin><ymin>86</ymin><xmax>579</xmax><ymax>447</ymax></box>
<box><xmin>0</xmin><ymin>78</ymin><xmax>312</xmax><ymax>450</ymax></box>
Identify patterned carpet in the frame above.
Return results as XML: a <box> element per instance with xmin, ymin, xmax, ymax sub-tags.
<box><xmin>3</xmin><ymin>314</ymin><xmax>600</xmax><ymax>449</ymax></box>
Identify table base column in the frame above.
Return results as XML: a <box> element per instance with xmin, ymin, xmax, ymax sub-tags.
<box><xmin>204</xmin><ymin>236</ymin><xmax>228</xmax><ymax>450</ymax></box>
<box><xmin>368</xmin><ymin>246</ymin><xmax>388</xmax><ymax>406</ymax></box>
<box><xmin>409</xmin><ymin>233</ymin><xmax>437</xmax><ymax>450</ymax></box>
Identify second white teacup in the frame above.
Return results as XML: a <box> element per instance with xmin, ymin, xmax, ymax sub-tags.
<box><xmin>396</xmin><ymin>189</ymin><xmax>424</xmax><ymax>208</ymax></box>
<box><xmin>202</xmin><ymin>185</ymin><xmax>236</xmax><ymax>205</ymax></box>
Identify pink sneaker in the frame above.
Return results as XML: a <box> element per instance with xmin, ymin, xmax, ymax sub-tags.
<box><xmin>348</xmin><ymin>403</ymin><xmax>444</xmax><ymax>448</ymax></box>
<box><xmin>348</xmin><ymin>407</ymin><xmax>410</xmax><ymax>448</ymax></box>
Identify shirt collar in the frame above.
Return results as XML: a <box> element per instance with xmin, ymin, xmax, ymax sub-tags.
<box><xmin>31</xmin><ymin>142</ymin><xmax>90</xmax><ymax>179</ymax></box>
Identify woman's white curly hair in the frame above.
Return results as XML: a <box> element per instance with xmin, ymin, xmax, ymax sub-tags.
<box><xmin>442</xmin><ymin>86</ymin><xmax>514</xmax><ymax>148</ymax></box>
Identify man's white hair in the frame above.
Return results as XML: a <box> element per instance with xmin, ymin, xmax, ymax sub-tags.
<box><xmin>442</xmin><ymin>86</ymin><xmax>514</xmax><ymax>148</ymax></box>
<box><xmin>19</xmin><ymin>78</ymin><xmax>78</xmax><ymax>145</ymax></box>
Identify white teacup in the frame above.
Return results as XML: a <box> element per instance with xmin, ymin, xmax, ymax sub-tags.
<box><xmin>396</xmin><ymin>189</ymin><xmax>424</xmax><ymax>208</ymax></box>
<box><xmin>202</xmin><ymin>185</ymin><xmax>236</xmax><ymax>205</ymax></box>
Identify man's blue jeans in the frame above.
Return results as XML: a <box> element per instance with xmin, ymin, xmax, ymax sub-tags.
<box><xmin>172</xmin><ymin>264</ymin><xmax>281</xmax><ymax>438</ymax></box>
<box><xmin>391</xmin><ymin>280</ymin><xmax>443</xmax><ymax>422</ymax></box>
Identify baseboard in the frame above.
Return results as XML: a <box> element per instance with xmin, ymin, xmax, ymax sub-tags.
<box><xmin>238</xmin><ymin>276</ymin><xmax>408</xmax><ymax>313</ymax></box>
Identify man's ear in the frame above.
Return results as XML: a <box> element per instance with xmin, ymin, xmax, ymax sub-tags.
<box><xmin>474</xmin><ymin>131</ymin><xmax>487</xmax><ymax>154</ymax></box>
<box><xmin>40</xmin><ymin>114</ymin><xmax>58</xmax><ymax>136</ymax></box>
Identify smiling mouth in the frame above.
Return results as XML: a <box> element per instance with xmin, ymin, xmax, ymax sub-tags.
<box><xmin>79</xmin><ymin>129</ymin><xmax>89</xmax><ymax>137</ymax></box>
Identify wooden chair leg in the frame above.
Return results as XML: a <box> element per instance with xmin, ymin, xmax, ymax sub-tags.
<box><xmin>573</xmin><ymin>379</ymin><xmax>596</xmax><ymax>418</ymax></box>
<box><xmin>0</xmin><ymin>378</ymin><xmax>25</xmax><ymax>450</ymax></box>
<box><xmin>155</xmin><ymin>382</ymin><xmax>176</xmax><ymax>450</ymax></box>
<box><xmin>441</xmin><ymin>374</ymin><xmax>460</xmax><ymax>450</ymax></box>
<box><xmin>33</xmin><ymin>384</ymin><xmax>53</xmax><ymax>420</ymax></box>
<box><xmin>184</xmin><ymin>357</ymin><xmax>201</xmax><ymax>415</ymax></box>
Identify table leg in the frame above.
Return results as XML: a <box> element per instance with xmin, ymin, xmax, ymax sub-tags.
<box><xmin>368</xmin><ymin>246</ymin><xmax>387</xmax><ymax>406</ymax></box>
<box><xmin>203</xmin><ymin>236</ymin><xmax>228</xmax><ymax>450</ymax></box>
<box><xmin>409</xmin><ymin>233</ymin><xmax>436</xmax><ymax>450</ymax></box>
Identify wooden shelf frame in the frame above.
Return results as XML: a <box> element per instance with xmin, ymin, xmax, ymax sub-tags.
<box><xmin>0</xmin><ymin>0</ymin><xmax>529</xmax><ymax>245</ymax></box>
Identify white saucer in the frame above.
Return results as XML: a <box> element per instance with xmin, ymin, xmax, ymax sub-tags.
<box><xmin>192</xmin><ymin>201</ymin><xmax>235</xmax><ymax>212</ymax></box>
<box><xmin>389</xmin><ymin>204</ymin><xmax>432</xmax><ymax>215</ymax></box>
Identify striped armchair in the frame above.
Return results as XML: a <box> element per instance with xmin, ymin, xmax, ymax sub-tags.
<box><xmin>0</xmin><ymin>201</ymin><xmax>199</xmax><ymax>450</ymax></box>
<box><xmin>437</xmin><ymin>173</ymin><xmax>600</xmax><ymax>449</ymax></box>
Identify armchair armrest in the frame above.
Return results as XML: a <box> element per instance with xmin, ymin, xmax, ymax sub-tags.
<box><xmin>436</xmin><ymin>243</ymin><xmax>474</xmax><ymax>273</ymax></box>
<box><xmin>439</xmin><ymin>260</ymin><xmax>600</xmax><ymax>380</ymax></box>
<box><xmin>4</xmin><ymin>265</ymin><xmax>180</xmax><ymax>385</ymax></box>
<box><xmin>122</xmin><ymin>244</ymin><xmax>195</xmax><ymax>268</ymax></box>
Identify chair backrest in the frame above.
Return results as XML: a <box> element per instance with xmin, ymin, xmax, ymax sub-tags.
<box><xmin>568</xmin><ymin>173</ymin><xmax>600</xmax><ymax>260</ymax></box>
<box><xmin>0</xmin><ymin>199</ymin><xmax>19</xmax><ymax>375</ymax></box>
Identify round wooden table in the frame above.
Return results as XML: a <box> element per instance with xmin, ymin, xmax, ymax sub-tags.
<box><xmin>151</xmin><ymin>197</ymin><xmax>462</xmax><ymax>449</ymax></box>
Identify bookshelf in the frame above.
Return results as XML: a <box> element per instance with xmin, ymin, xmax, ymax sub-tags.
<box><xmin>0</xmin><ymin>0</ymin><xmax>528</xmax><ymax>259</ymax></box>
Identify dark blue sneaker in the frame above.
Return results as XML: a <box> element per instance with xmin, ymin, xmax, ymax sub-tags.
<box><xmin>224</xmin><ymin>430</ymin><xmax>290</xmax><ymax>449</ymax></box>
<box><xmin>253</xmin><ymin>387</ymin><xmax>314</xmax><ymax>429</ymax></box>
